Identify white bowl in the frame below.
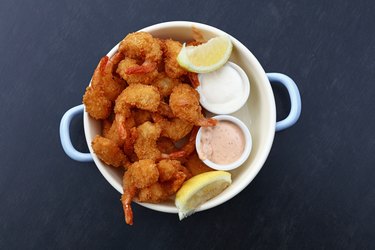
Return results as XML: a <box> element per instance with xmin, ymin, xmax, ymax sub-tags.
<box><xmin>83</xmin><ymin>21</ymin><xmax>276</xmax><ymax>214</ymax></box>
<box><xmin>195</xmin><ymin>115</ymin><xmax>252</xmax><ymax>171</ymax></box>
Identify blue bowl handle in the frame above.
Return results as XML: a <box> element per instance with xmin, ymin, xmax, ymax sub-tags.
<box><xmin>59</xmin><ymin>104</ymin><xmax>93</xmax><ymax>162</ymax></box>
<box><xmin>267</xmin><ymin>73</ymin><xmax>302</xmax><ymax>132</ymax></box>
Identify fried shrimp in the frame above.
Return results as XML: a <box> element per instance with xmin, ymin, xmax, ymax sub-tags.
<box><xmin>137</xmin><ymin>160</ymin><xmax>190</xmax><ymax>203</ymax></box>
<box><xmin>114</xmin><ymin>90</ymin><xmax>133</xmax><ymax>142</ymax></box>
<box><xmin>117</xmin><ymin>58</ymin><xmax>158</xmax><ymax>85</ymax></box>
<box><xmin>185</xmin><ymin>152</ymin><xmax>213</xmax><ymax>176</ymax></box>
<box><xmin>122</xmin><ymin>84</ymin><xmax>160</xmax><ymax>112</ymax></box>
<box><xmin>152</xmin><ymin>72</ymin><xmax>181</xmax><ymax>97</ymax></box>
<box><xmin>83</xmin><ymin>85</ymin><xmax>112</xmax><ymax>119</ymax></box>
<box><xmin>118</xmin><ymin>32</ymin><xmax>162</xmax><ymax>74</ymax></box>
<box><xmin>169</xmin><ymin>84</ymin><xmax>217</xmax><ymax>127</ymax></box>
<box><xmin>156</xmin><ymin>160</ymin><xmax>190</xmax><ymax>193</ymax></box>
<box><xmin>83</xmin><ymin>54</ymin><xmax>126</xmax><ymax>120</ymax></box>
<box><xmin>163</xmin><ymin>39</ymin><xmax>188</xmax><ymax>79</ymax></box>
<box><xmin>137</xmin><ymin>182</ymin><xmax>168</xmax><ymax>203</ymax></box>
<box><xmin>121</xmin><ymin>159</ymin><xmax>159</xmax><ymax>225</ymax></box>
<box><xmin>134</xmin><ymin>121</ymin><xmax>162</xmax><ymax>160</ymax></box>
<box><xmin>92</xmin><ymin>135</ymin><xmax>128</xmax><ymax>168</ymax></box>
<box><xmin>153</xmin><ymin>113</ymin><xmax>193</xmax><ymax>141</ymax></box>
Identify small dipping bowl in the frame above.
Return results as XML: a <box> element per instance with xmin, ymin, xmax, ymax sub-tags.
<box><xmin>195</xmin><ymin>115</ymin><xmax>252</xmax><ymax>171</ymax></box>
<box><xmin>196</xmin><ymin>62</ymin><xmax>250</xmax><ymax>114</ymax></box>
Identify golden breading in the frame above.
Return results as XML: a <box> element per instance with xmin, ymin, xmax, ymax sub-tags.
<box><xmin>125</xmin><ymin>159</ymin><xmax>159</xmax><ymax>189</ymax></box>
<box><xmin>169</xmin><ymin>84</ymin><xmax>216</xmax><ymax>127</ymax></box>
<box><xmin>122</xmin><ymin>84</ymin><xmax>160</xmax><ymax>112</ymax></box>
<box><xmin>134</xmin><ymin>121</ymin><xmax>162</xmax><ymax>160</ymax></box>
<box><xmin>92</xmin><ymin>135</ymin><xmax>127</xmax><ymax>167</ymax></box>
<box><xmin>83</xmin><ymin>86</ymin><xmax>112</xmax><ymax>120</ymax></box>
<box><xmin>163</xmin><ymin>39</ymin><xmax>188</xmax><ymax>79</ymax></box>
<box><xmin>116</xmin><ymin>58</ymin><xmax>159</xmax><ymax>85</ymax></box>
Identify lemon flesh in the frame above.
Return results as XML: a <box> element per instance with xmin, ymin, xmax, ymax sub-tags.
<box><xmin>177</xmin><ymin>36</ymin><xmax>233</xmax><ymax>73</ymax></box>
<box><xmin>175</xmin><ymin>171</ymin><xmax>232</xmax><ymax>220</ymax></box>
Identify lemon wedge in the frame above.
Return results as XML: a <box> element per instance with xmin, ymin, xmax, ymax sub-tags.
<box><xmin>177</xmin><ymin>36</ymin><xmax>233</xmax><ymax>73</ymax></box>
<box><xmin>175</xmin><ymin>171</ymin><xmax>232</xmax><ymax>220</ymax></box>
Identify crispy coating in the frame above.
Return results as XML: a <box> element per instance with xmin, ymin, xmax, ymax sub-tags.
<box><xmin>169</xmin><ymin>84</ymin><xmax>216</xmax><ymax>127</ymax></box>
<box><xmin>83</xmin><ymin>86</ymin><xmax>112</xmax><ymax>119</ymax></box>
<box><xmin>126</xmin><ymin>159</ymin><xmax>159</xmax><ymax>189</ymax></box>
<box><xmin>118</xmin><ymin>32</ymin><xmax>162</xmax><ymax>75</ymax></box>
<box><xmin>96</xmin><ymin>53</ymin><xmax>126</xmax><ymax>101</ymax></box>
<box><xmin>101</xmin><ymin>119</ymin><xmax>112</xmax><ymax>138</ymax></box>
<box><xmin>122</xmin><ymin>84</ymin><xmax>160</xmax><ymax>112</ymax></box>
<box><xmin>185</xmin><ymin>152</ymin><xmax>213</xmax><ymax>176</ymax></box>
<box><xmin>163</xmin><ymin>39</ymin><xmax>188</xmax><ymax>79</ymax></box>
<box><xmin>152</xmin><ymin>72</ymin><xmax>181</xmax><ymax>97</ymax></box>
<box><xmin>122</xmin><ymin>159</ymin><xmax>159</xmax><ymax>223</ymax></box>
<box><xmin>117</xmin><ymin>58</ymin><xmax>158</xmax><ymax>85</ymax></box>
<box><xmin>103</xmin><ymin>119</ymin><xmax>125</xmax><ymax>146</ymax></box>
<box><xmin>158</xmin><ymin>117</ymin><xmax>193</xmax><ymax>141</ymax></box>
<box><xmin>113</xmin><ymin>90</ymin><xmax>133</xmax><ymax>143</ymax></box>
<box><xmin>157</xmin><ymin>159</ymin><xmax>184</xmax><ymax>182</ymax></box>
<box><xmin>137</xmin><ymin>182</ymin><xmax>169</xmax><ymax>203</ymax></box>
<box><xmin>92</xmin><ymin>135</ymin><xmax>127</xmax><ymax>167</ymax></box>
<box><xmin>134</xmin><ymin>121</ymin><xmax>162</xmax><ymax>160</ymax></box>
<box><xmin>119</xmin><ymin>32</ymin><xmax>163</xmax><ymax>63</ymax></box>
<box><xmin>137</xmin><ymin>160</ymin><xmax>190</xmax><ymax>203</ymax></box>
<box><xmin>83</xmin><ymin>55</ymin><xmax>126</xmax><ymax>120</ymax></box>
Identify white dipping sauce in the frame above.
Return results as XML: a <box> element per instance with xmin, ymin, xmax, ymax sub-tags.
<box><xmin>197</xmin><ymin>62</ymin><xmax>250</xmax><ymax>114</ymax></box>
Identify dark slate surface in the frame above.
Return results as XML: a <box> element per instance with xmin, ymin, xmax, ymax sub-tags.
<box><xmin>1</xmin><ymin>0</ymin><xmax>374</xmax><ymax>249</ymax></box>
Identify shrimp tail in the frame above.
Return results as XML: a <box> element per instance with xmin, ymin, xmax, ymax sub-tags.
<box><xmin>99</xmin><ymin>56</ymin><xmax>109</xmax><ymax>74</ymax></box>
<box><xmin>197</xmin><ymin>118</ymin><xmax>217</xmax><ymax>127</ymax></box>
<box><xmin>121</xmin><ymin>186</ymin><xmax>136</xmax><ymax>225</ymax></box>
<box><xmin>161</xmin><ymin>150</ymin><xmax>186</xmax><ymax>160</ymax></box>
<box><xmin>188</xmin><ymin>72</ymin><xmax>200</xmax><ymax>88</ymax></box>
<box><xmin>125</xmin><ymin>61</ymin><xmax>157</xmax><ymax>74</ymax></box>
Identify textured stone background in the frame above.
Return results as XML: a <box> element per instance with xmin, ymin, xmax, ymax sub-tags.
<box><xmin>0</xmin><ymin>0</ymin><xmax>374</xmax><ymax>249</ymax></box>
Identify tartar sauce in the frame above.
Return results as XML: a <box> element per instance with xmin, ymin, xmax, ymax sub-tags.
<box><xmin>197</xmin><ymin>62</ymin><xmax>250</xmax><ymax>114</ymax></box>
<box><xmin>198</xmin><ymin>121</ymin><xmax>245</xmax><ymax>165</ymax></box>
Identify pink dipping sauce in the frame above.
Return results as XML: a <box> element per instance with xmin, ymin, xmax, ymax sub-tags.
<box><xmin>198</xmin><ymin>121</ymin><xmax>245</xmax><ymax>165</ymax></box>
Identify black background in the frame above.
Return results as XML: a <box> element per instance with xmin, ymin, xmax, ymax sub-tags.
<box><xmin>1</xmin><ymin>0</ymin><xmax>374</xmax><ymax>249</ymax></box>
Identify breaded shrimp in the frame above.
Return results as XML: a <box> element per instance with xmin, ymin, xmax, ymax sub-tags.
<box><xmin>83</xmin><ymin>55</ymin><xmax>126</xmax><ymax>119</ymax></box>
<box><xmin>122</xmin><ymin>84</ymin><xmax>160</xmax><ymax>112</ymax></box>
<box><xmin>169</xmin><ymin>84</ymin><xmax>217</xmax><ymax>127</ymax></box>
<box><xmin>83</xmin><ymin>85</ymin><xmax>112</xmax><ymax>119</ymax></box>
<box><xmin>157</xmin><ymin>160</ymin><xmax>190</xmax><ymax>194</ymax></box>
<box><xmin>137</xmin><ymin>160</ymin><xmax>190</xmax><ymax>203</ymax></box>
<box><xmin>118</xmin><ymin>32</ymin><xmax>162</xmax><ymax>74</ymax></box>
<box><xmin>134</xmin><ymin>121</ymin><xmax>185</xmax><ymax>161</ymax></box>
<box><xmin>92</xmin><ymin>135</ymin><xmax>128</xmax><ymax>168</ymax></box>
<box><xmin>137</xmin><ymin>182</ymin><xmax>168</xmax><ymax>203</ymax></box>
<box><xmin>163</xmin><ymin>39</ymin><xmax>188</xmax><ymax>79</ymax></box>
<box><xmin>121</xmin><ymin>159</ymin><xmax>159</xmax><ymax>225</ymax></box>
<box><xmin>153</xmin><ymin>113</ymin><xmax>193</xmax><ymax>141</ymax></box>
<box><xmin>152</xmin><ymin>72</ymin><xmax>181</xmax><ymax>97</ymax></box>
<box><xmin>117</xmin><ymin>58</ymin><xmax>158</xmax><ymax>85</ymax></box>
<box><xmin>97</xmin><ymin>53</ymin><xmax>126</xmax><ymax>101</ymax></box>
<box><xmin>114</xmin><ymin>90</ymin><xmax>133</xmax><ymax>142</ymax></box>
<box><xmin>185</xmin><ymin>152</ymin><xmax>213</xmax><ymax>176</ymax></box>
<box><xmin>126</xmin><ymin>159</ymin><xmax>159</xmax><ymax>189</ymax></box>
<box><xmin>134</xmin><ymin>121</ymin><xmax>162</xmax><ymax>160</ymax></box>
